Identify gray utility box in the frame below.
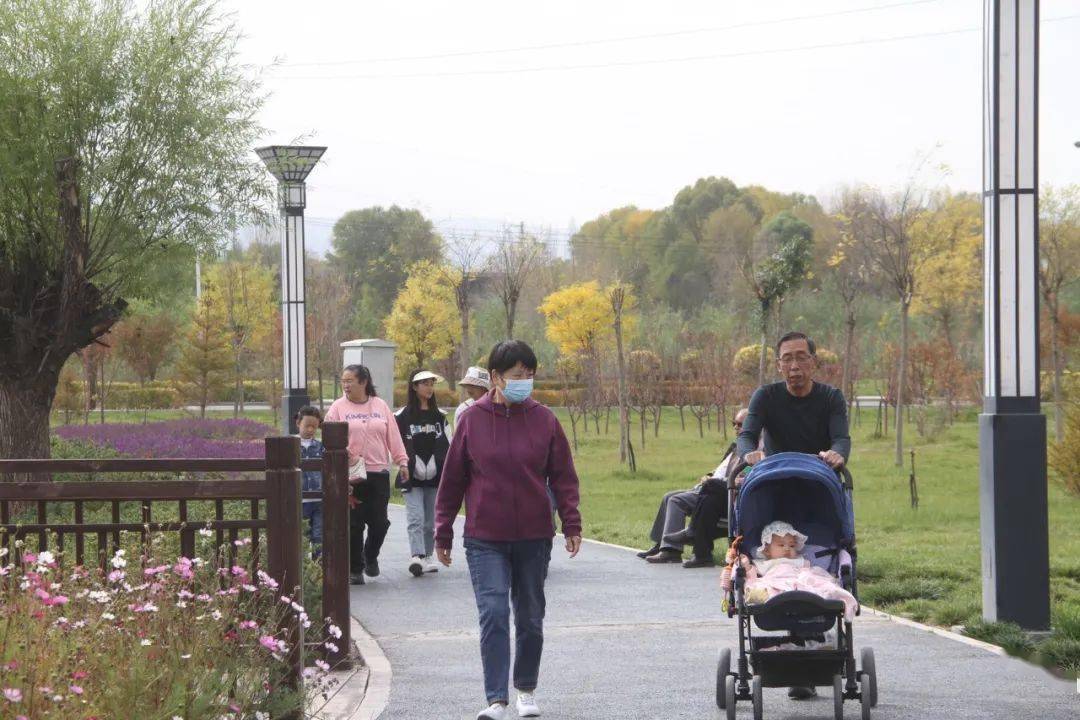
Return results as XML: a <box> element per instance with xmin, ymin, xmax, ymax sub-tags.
<box><xmin>340</xmin><ymin>339</ymin><xmax>397</xmax><ymax>403</ymax></box>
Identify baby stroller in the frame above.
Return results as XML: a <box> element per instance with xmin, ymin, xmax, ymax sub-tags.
<box><xmin>717</xmin><ymin>452</ymin><xmax>878</xmax><ymax>720</ymax></box>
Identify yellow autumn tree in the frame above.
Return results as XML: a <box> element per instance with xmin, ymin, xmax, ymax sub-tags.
<box><xmin>385</xmin><ymin>260</ymin><xmax>461</xmax><ymax>371</ymax></box>
<box><xmin>911</xmin><ymin>192</ymin><xmax>983</xmax><ymax>349</ymax></box>
<box><xmin>175</xmin><ymin>295</ymin><xmax>232</xmax><ymax>418</ymax></box>
<box><xmin>539</xmin><ymin>281</ymin><xmax>639</xmax><ymax>358</ymax></box>
<box><xmin>204</xmin><ymin>260</ymin><xmax>276</xmax><ymax>416</ymax></box>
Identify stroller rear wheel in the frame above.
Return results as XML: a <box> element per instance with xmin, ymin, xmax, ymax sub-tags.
<box><xmin>724</xmin><ymin>675</ymin><xmax>737</xmax><ymax>720</ymax></box>
<box><xmin>716</xmin><ymin>648</ymin><xmax>732</xmax><ymax>708</ymax></box>
<box><xmin>859</xmin><ymin>672</ymin><xmax>872</xmax><ymax>720</ymax></box>
<box><xmin>832</xmin><ymin>674</ymin><xmax>844</xmax><ymax>720</ymax></box>
<box><xmin>751</xmin><ymin>675</ymin><xmax>763</xmax><ymax>720</ymax></box>
<box><xmin>860</xmin><ymin>647</ymin><xmax>878</xmax><ymax>707</ymax></box>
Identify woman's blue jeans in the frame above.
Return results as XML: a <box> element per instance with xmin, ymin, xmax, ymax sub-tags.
<box><xmin>464</xmin><ymin>537</ymin><xmax>552</xmax><ymax>705</ymax></box>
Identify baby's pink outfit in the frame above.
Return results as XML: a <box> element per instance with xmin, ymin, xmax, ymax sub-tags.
<box><xmin>747</xmin><ymin>557</ymin><xmax>858</xmax><ymax>621</ymax></box>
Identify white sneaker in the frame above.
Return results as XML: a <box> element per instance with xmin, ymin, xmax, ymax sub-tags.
<box><xmin>515</xmin><ymin>691</ymin><xmax>540</xmax><ymax>717</ymax></box>
<box><xmin>476</xmin><ymin>702</ymin><xmax>508</xmax><ymax>720</ymax></box>
<box><xmin>408</xmin><ymin>556</ymin><xmax>424</xmax><ymax>577</ymax></box>
<box><xmin>422</xmin><ymin>556</ymin><xmax>439</xmax><ymax>573</ymax></box>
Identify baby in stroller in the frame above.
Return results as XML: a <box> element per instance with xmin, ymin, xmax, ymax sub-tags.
<box><xmin>721</xmin><ymin>520</ymin><xmax>858</xmax><ymax>621</ymax></box>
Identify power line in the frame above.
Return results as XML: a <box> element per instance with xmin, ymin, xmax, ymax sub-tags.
<box><xmin>269</xmin><ymin>14</ymin><xmax>1080</xmax><ymax>81</ymax></box>
<box><xmin>275</xmin><ymin>0</ymin><xmax>937</xmax><ymax>68</ymax></box>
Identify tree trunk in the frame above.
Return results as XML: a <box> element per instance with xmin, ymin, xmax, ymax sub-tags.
<box><xmin>234</xmin><ymin>355</ymin><xmax>242</xmax><ymax>418</ymax></box>
<box><xmin>0</xmin><ymin>375</ymin><xmax>59</xmax><ymax>470</ymax></box>
<box><xmin>99</xmin><ymin>358</ymin><xmax>106</xmax><ymax>424</ymax></box>
<box><xmin>757</xmin><ymin>305</ymin><xmax>769</xmax><ymax>387</ymax></box>
<box><xmin>678</xmin><ymin>405</ymin><xmax>686</xmax><ymax>431</ymax></box>
<box><xmin>613</xmin><ymin>301</ymin><xmax>630</xmax><ymax>466</ymax></box>
<box><xmin>841</xmin><ymin>305</ymin><xmax>856</xmax><ymax>401</ymax></box>
<box><xmin>1051</xmin><ymin>307</ymin><xmax>1065</xmax><ymax>443</ymax></box>
<box><xmin>460</xmin><ymin>301</ymin><xmax>471</xmax><ymax>374</ymax></box>
<box><xmin>894</xmin><ymin>300</ymin><xmax>910</xmax><ymax>467</ymax></box>
<box><xmin>504</xmin><ymin>294</ymin><xmax>518</xmax><ymax>339</ymax></box>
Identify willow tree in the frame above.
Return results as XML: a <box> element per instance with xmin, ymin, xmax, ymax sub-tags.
<box><xmin>0</xmin><ymin>0</ymin><xmax>267</xmax><ymax>459</ymax></box>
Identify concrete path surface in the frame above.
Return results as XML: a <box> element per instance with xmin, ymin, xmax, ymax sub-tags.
<box><xmin>350</xmin><ymin>505</ymin><xmax>1077</xmax><ymax>720</ymax></box>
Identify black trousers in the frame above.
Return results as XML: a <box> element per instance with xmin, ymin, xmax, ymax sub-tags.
<box><xmin>350</xmin><ymin>471</ymin><xmax>391</xmax><ymax>572</ymax></box>
<box><xmin>689</xmin><ymin>490</ymin><xmax>729</xmax><ymax>559</ymax></box>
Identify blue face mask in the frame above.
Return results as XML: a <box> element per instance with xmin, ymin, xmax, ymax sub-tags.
<box><xmin>502</xmin><ymin>378</ymin><xmax>534</xmax><ymax>404</ymax></box>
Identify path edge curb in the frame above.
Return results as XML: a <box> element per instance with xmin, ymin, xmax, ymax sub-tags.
<box><xmin>349</xmin><ymin>615</ymin><xmax>393</xmax><ymax>720</ymax></box>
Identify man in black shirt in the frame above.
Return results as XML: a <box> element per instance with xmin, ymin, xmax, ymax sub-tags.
<box><xmin>737</xmin><ymin>331</ymin><xmax>850</xmax><ymax>469</ymax></box>
<box><xmin>734</xmin><ymin>331</ymin><xmax>851</xmax><ymax>701</ymax></box>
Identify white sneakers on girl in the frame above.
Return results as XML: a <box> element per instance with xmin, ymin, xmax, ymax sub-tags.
<box><xmin>476</xmin><ymin>702</ymin><xmax>507</xmax><ymax>720</ymax></box>
<box><xmin>422</xmin><ymin>556</ymin><xmax>440</xmax><ymax>573</ymax></box>
<box><xmin>516</xmin><ymin>692</ymin><xmax>540</xmax><ymax>717</ymax></box>
<box><xmin>408</xmin><ymin>556</ymin><xmax>424</xmax><ymax>577</ymax></box>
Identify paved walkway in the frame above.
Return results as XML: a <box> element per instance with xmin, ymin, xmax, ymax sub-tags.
<box><xmin>351</xmin><ymin>505</ymin><xmax>1077</xmax><ymax>719</ymax></box>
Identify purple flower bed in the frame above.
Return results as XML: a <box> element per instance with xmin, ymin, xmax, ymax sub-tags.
<box><xmin>55</xmin><ymin>419</ymin><xmax>275</xmax><ymax>459</ymax></box>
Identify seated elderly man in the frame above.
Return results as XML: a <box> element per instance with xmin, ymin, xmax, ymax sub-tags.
<box><xmin>637</xmin><ymin>408</ymin><xmax>748</xmax><ymax>569</ymax></box>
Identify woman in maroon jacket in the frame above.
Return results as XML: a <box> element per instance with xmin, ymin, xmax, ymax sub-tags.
<box><xmin>435</xmin><ymin>340</ymin><xmax>582</xmax><ymax>720</ymax></box>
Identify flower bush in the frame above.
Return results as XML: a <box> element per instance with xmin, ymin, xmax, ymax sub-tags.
<box><xmin>54</xmin><ymin>419</ymin><xmax>273</xmax><ymax>460</ymax></box>
<box><xmin>0</xmin><ymin>539</ymin><xmax>341</xmax><ymax>719</ymax></box>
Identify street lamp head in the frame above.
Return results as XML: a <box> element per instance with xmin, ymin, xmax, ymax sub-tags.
<box><xmin>256</xmin><ymin>145</ymin><xmax>326</xmax><ymax>211</ymax></box>
<box><xmin>255</xmin><ymin>145</ymin><xmax>327</xmax><ymax>182</ymax></box>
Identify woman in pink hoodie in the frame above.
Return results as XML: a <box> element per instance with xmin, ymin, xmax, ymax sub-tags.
<box><xmin>325</xmin><ymin>364</ymin><xmax>409</xmax><ymax>585</ymax></box>
<box><xmin>435</xmin><ymin>340</ymin><xmax>582</xmax><ymax>720</ymax></box>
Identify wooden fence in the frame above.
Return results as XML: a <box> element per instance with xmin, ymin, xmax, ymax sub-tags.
<box><xmin>0</xmin><ymin>421</ymin><xmax>354</xmax><ymax>706</ymax></box>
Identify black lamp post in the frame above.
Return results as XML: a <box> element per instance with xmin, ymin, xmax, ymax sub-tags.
<box><xmin>256</xmin><ymin>145</ymin><xmax>327</xmax><ymax>434</ymax></box>
<box><xmin>980</xmin><ymin>0</ymin><xmax>1050</xmax><ymax>630</ymax></box>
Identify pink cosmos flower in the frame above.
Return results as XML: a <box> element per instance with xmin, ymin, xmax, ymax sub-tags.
<box><xmin>69</xmin><ymin>685</ymin><xmax>83</xmax><ymax>695</ymax></box>
<box><xmin>258</xmin><ymin>635</ymin><xmax>279</xmax><ymax>652</ymax></box>
<box><xmin>239</xmin><ymin>620</ymin><xmax>258</xmax><ymax>630</ymax></box>
<box><xmin>107</xmin><ymin>570</ymin><xmax>124</xmax><ymax>583</ymax></box>
<box><xmin>71</xmin><ymin>671</ymin><xmax>88</xmax><ymax>681</ymax></box>
<box><xmin>3</xmin><ymin>688</ymin><xmax>22</xmax><ymax>702</ymax></box>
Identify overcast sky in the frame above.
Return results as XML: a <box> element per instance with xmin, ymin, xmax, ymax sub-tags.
<box><xmin>227</xmin><ymin>0</ymin><xmax>1080</xmax><ymax>249</ymax></box>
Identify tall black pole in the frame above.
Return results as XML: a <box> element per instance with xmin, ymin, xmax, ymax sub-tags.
<box><xmin>980</xmin><ymin>0</ymin><xmax>1050</xmax><ymax>630</ymax></box>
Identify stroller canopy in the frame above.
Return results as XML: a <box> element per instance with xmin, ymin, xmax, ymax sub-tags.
<box><xmin>734</xmin><ymin>452</ymin><xmax>854</xmax><ymax>558</ymax></box>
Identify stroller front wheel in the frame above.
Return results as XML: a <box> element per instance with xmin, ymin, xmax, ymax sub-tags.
<box><xmin>752</xmin><ymin>675</ymin><xmax>763</xmax><ymax>720</ymax></box>
<box><xmin>716</xmin><ymin>648</ymin><xmax>732</xmax><ymax>708</ymax></box>
<box><xmin>724</xmin><ymin>674</ymin><xmax>737</xmax><ymax>720</ymax></box>
<box><xmin>832</xmin><ymin>674</ymin><xmax>845</xmax><ymax>720</ymax></box>
<box><xmin>860</xmin><ymin>647</ymin><xmax>878</xmax><ymax>707</ymax></box>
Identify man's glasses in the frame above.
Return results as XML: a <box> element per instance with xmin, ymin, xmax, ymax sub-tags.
<box><xmin>778</xmin><ymin>354</ymin><xmax>813</xmax><ymax>368</ymax></box>
<box><xmin>732</xmin><ymin>421</ymin><xmax>743</xmax><ymax>428</ymax></box>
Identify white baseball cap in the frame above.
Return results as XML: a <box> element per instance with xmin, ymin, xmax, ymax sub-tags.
<box><xmin>410</xmin><ymin>370</ymin><xmax>444</xmax><ymax>383</ymax></box>
<box><xmin>457</xmin><ymin>366</ymin><xmax>491</xmax><ymax>390</ymax></box>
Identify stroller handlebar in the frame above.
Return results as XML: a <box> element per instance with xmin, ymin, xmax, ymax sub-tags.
<box><xmin>728</xmin><ymin>452</ymin><xmax>854</xmax><ymax>490</ymax></box>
